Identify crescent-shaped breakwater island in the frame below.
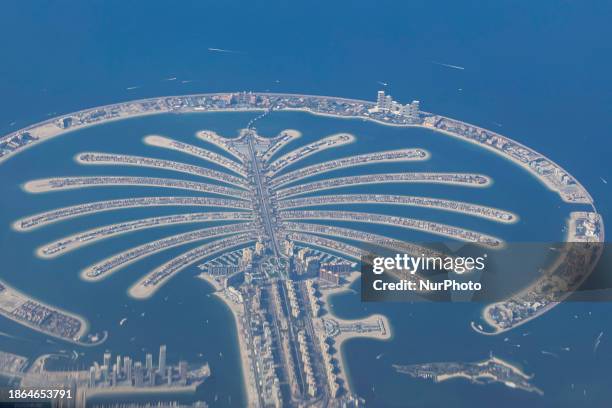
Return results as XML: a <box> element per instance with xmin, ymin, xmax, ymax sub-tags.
<box><xmin>0</xmin><ymin>91</ymin><xmax>604</xmax><ymax>406</ymax></box>
<box><xmin>0</xmin><ymin>91</ymin><xmax>595</xmax><ymax>206</ymax></box>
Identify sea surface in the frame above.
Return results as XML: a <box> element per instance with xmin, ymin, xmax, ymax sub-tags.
<box><xmin>0</xmin><ymin>1</ymin><xmax>611</xmax><ymax>407</ymax></box>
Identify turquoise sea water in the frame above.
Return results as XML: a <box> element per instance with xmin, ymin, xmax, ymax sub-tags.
<box><xmin>0</xmin><ymin>1</ymin><xmax>611</xmax><ymax>407</ymax></box>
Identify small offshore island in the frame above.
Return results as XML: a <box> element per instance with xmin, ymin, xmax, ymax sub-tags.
<box><xmin>393</xmin><ymin>353</ymin><xmax>543</xmax><ymax>396</ymax></box>
<box><xmin>0</xmin><ymin>91</ymin><xmax>605</xmax><ymax>406</ymax></box>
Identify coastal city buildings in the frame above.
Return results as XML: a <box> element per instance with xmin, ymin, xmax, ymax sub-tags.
<box><xmin>1</xmin><ymin>346</ymin><xmax>209</xmax><ymax>407</ymax></box>
<box><xmin>76</xmin><ymin>345</ymin><xmax>206</xmax><ymax>391</ymax></box>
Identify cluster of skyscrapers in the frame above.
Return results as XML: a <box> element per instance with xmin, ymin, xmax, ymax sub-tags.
<box><xmin>376</xmin><ymin>90</ymin><xmax>420</xmax><ymax>120</ymax></box>
<box><xmin>89</xmin><ymin>345</ymin><xmax>189</xmax><ymax>389</ymax></box>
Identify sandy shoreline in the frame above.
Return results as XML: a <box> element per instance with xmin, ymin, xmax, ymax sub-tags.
<box><xmin>317</xmin><ymin>272</ymin><xmax>392</xmax><ymax>395</ymax></box>
<box><xmin>196</xmin><ymin>273</ymin><xmax>259</xmax><ymax>407</ymax></box>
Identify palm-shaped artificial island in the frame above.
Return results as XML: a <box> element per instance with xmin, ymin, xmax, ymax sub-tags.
<box><xmin>0</xmin><ymin>92</ymin><xmax>604</xmax><ymax>405</ymax></box>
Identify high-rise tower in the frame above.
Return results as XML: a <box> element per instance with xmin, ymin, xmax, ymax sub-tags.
<box><xmin>146</xmin><ymin>353</ymin><xmax>153</xmax><ymax>370</ymax></box>
<box><xmin>158</xmin><ymin>345</ymin><xmax>167</xmax><ymax>374</ymax></box>
<box><xmin>376</xmin><ymin>90</ymin><xmax>385</xmax><ymax>109</ymax></box>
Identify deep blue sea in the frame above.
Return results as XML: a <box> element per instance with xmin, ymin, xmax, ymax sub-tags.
<box><xmin>0</xmin><ymin>1</ymin><xmax>611</xmax><ymax>407</ymax></box>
